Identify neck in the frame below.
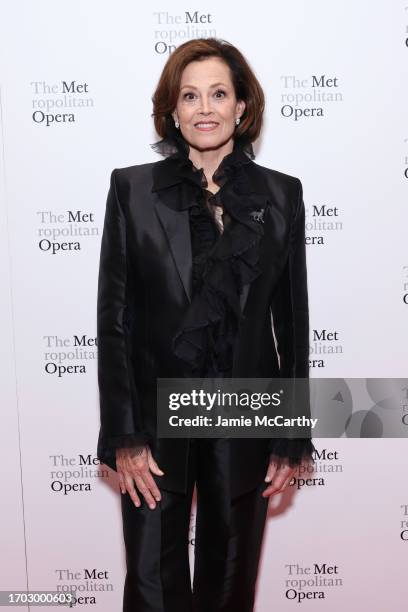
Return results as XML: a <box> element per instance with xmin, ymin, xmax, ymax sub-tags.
<box><xmin>187</xmin><ymin>137</ymin><xmax>235</xmax><ymax>187</ymax></box>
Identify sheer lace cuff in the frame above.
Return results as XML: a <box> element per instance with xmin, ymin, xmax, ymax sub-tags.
<box><xmin>105</xmin><ymin>433</ymin><xmax>151</xmax><ymax>451</ymax></box>
<box><xmin>268</xmin><ymin>438</ymin><xmax>316</xmax><ymax>467</ymax></box>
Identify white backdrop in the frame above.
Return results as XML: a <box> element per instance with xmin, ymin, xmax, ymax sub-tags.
<box><xmin>1</xmin><ymin>1</ymin><xmax>408</xmax><ymax>610</ymax></box>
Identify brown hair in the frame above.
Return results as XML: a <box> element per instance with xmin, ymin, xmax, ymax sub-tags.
<box><xmin>151</xmin><ymin>38</ymin><xmax>265</xmax><ymax>146</ymax></box>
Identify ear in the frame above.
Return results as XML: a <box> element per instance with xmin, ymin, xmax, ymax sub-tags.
<box><xmin>237</xmin><ymin>99</ymin><xmax>246</xmax><ymax>118</ymax></box>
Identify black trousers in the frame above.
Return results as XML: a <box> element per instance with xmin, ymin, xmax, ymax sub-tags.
<box><xmin>120</xmin><ymin>438</ymin><xmax>269</xmax><ymax>612</ymax></box>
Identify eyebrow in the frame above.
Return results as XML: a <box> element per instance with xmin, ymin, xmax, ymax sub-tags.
<box><xmin>180</xmin><ymin>82</ymin><xmax>228</xmax><ymax>90</ymax></box>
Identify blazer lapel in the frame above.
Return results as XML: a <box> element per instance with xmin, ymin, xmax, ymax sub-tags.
<box><xmin>153</xmin><ymin>189</ymin><xmax>259</xmax><ymax>314</ymax></box>
<box><xmin>151</xmin><ymin>156</ymin><xmax>274</xmax><ymax>315</ymax></box>
<box><xmin>153</xmin><ymin>190</ymin><xmax>193</xmax><ymax>304</ymax></box>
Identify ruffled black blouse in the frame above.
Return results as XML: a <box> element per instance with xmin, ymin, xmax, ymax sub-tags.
<box><xmin>107</xmin><ymin>133</ymin><xmax>316</xmax><ymax>467</ymax></box>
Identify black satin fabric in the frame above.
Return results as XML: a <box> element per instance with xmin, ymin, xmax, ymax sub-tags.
<box><xmin>96</xmin><ymin>131</ymin><xmax>317</xmax><ymax>489</ymax></box>
<box><xmin>150</xmin><ymin>134</ymin><xmax>316</xmax><ymax>467</ymax></box>
<box><xmin>156</xmin><ymin>135</ymin><xmax>266</xmax><ymax>380</ymax></box>
<box><xmin>121</xmin><ymin>438</ymin><xmax>269</xmax><ymax>612</ymax></box>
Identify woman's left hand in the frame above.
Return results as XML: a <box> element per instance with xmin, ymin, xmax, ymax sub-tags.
<box><xmin>262</xmin><ymin>455</ymin><xmax>297</xmax><ymax>498</ymax></box>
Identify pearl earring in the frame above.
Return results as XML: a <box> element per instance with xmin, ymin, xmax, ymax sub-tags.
<box><xmin>235</xmin><ymin>117</ymin><xmax>240</xmax><ymax>125</ymax></box>
<box><xmin>175</xmin><ymin>119</ymin><xmax>180</xmax><ymax>129</ymax></box>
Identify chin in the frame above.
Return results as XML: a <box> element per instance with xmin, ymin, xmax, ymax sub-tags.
<box><xmin>189</xmin><ymin>133</ymin><xmax>232</xmax><ymax>152</ymax></box>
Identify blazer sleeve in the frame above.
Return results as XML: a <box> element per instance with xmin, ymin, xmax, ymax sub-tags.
<box><xmin>269</xmin><ymin>178</ymin><xmax>316</xmax><ymax>466</ymax></box>
<box><xmin>96</xmin><ymin>169</ymin><xmax>151</xmax><ymax>470</ymax></box>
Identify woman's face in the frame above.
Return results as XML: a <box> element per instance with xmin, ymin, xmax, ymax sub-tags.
<box><xmin>172</xmin><ymin>57</ymin><xmax>245</xmax><ymax>152</ymax></box>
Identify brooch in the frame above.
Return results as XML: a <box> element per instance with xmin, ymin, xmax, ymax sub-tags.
<box><xmin>249</xmin><ymin>208</ymin><xmax>265</xmax><ymax>224</ymax></box>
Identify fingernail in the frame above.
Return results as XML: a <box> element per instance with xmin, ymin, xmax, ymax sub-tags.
<box><xmin>149</xmin><ymin>504</ymin><xmax>156</xmax><ymax>510</ymax></box>
<box><xmin>265</xmin><ymin>476</ymin><xmax>271</xmax><ymax>482</ymax></box>
<box><xmin>155</xmin><ymin>496</ymin><xmax>161</xmax><ymax>501</ymax></box>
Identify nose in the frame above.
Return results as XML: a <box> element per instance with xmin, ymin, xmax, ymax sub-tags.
<box><xmin>199</xmin><ymin>96</ymin><xmax>213</xmax><ymax>115</ymax></box>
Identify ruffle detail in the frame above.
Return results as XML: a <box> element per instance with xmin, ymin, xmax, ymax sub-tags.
<box><xmin>172</xmin><ymin>195</ymin><xmax>265</xmax><ymax>377</ymax></box>
<box><xmin>268</xmin><ymin>438</ymin><xmax>316</xmax><ymax>467</ymax></box>
<box><xmin>157</xmin><ymin>137</ymin><xmax>268</xmax><ymax>378</ymax></box>
<box><xmin>190</xmin><ymin>193</ymin><xmax>222</xmax><ymax>294</ymax></box>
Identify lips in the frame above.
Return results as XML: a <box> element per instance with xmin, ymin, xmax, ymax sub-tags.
<box><xmin>194</xmin><ymin>121</ymin><xmax>219</xmax><ymax>131</ymax></box>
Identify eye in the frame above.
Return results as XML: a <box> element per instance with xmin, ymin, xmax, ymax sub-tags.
<box><xmin>183</xmin><ymin>92</ymin><xmax>196</xmax><ymax>100</ymax></box>
<box><xmin>214</xmin><ymin>89</ymin><xmax>226</xmax><ymax>98</ymax></box>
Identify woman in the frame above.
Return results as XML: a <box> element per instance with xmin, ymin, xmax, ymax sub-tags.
<box><xmin>97</xmin><ymin>37</ymin><xmax>316</xmax><ymax>612</ymax></box>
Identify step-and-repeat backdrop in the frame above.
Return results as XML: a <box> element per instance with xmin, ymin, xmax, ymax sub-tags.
<box><xmin>1</xmin><ymin>1</ymin><xmax>407</xmax><ymax>610</ymax></box>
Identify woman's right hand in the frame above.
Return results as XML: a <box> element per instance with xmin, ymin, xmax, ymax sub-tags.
<box><xmin>116</xmin><ymin>445</ymin><xmax>165</xmax><ymax>509</ymax></box>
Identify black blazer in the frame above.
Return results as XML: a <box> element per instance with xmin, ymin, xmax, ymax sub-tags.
<box><xmin>96</xmin><ymin>155</ymin><xmax>310</xmax><ymax>499</ymax></box>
